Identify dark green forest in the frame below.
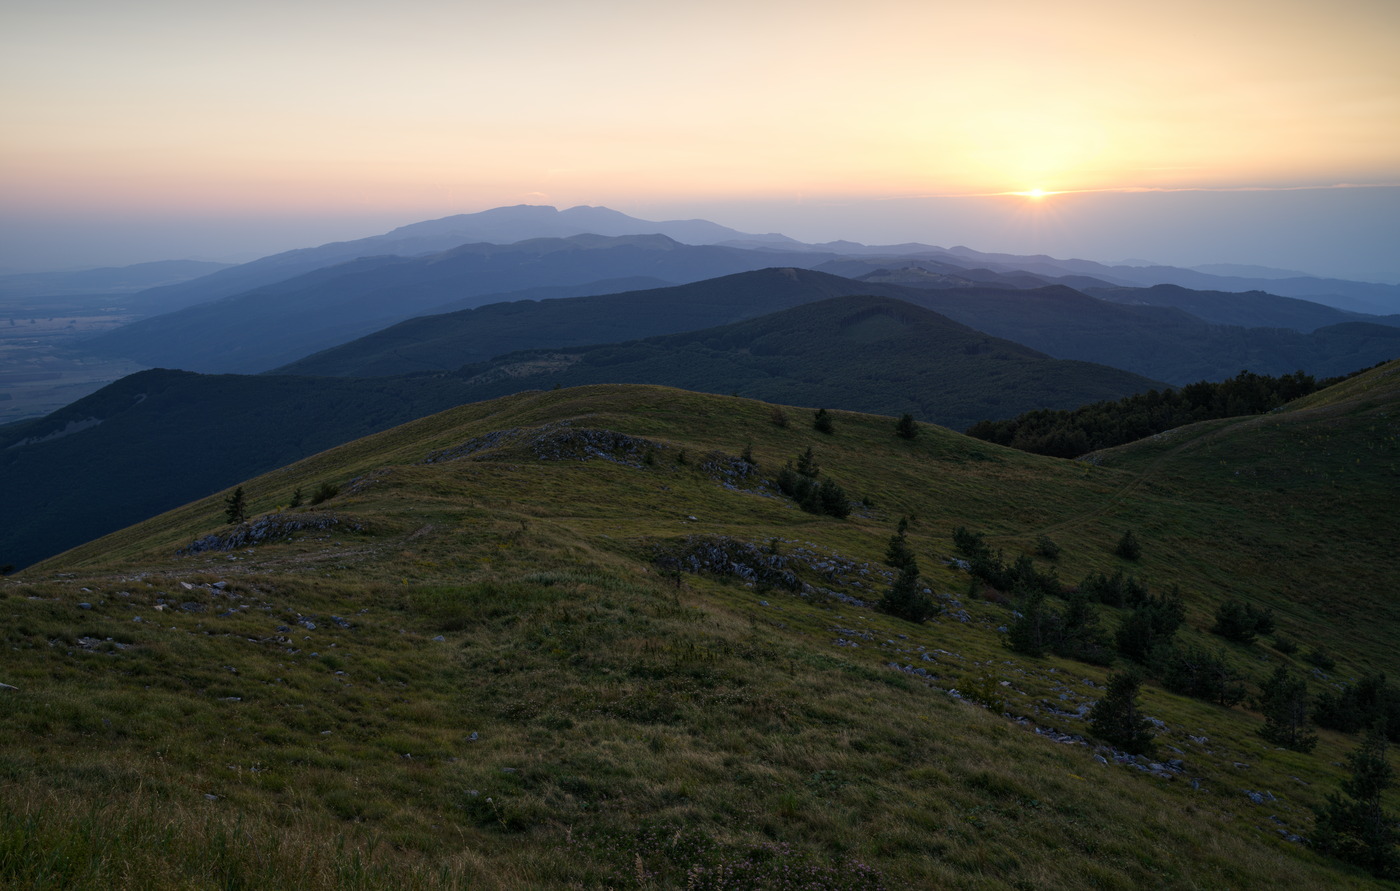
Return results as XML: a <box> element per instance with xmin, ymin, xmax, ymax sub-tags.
<box><xmin>965</xmin><ymin>368</ymin><xmax>1369</xmax><ymax>458</ymax></box>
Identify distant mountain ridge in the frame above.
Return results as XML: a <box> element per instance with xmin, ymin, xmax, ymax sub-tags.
<box><xmin>0</xmin><ymin>259</ymin><xmax>231</xmax><ymax>301</ymax></box>
<box><xmin>0</xmin><ymin>291</ymin><xmax>1161</xmax><ymax>569</ymax></box>
<box><xmin>84</xmin><ymin>236</ymin><xmax>845</xmax><ymax>374</ymax></box>
<box><xmin>118</xmin><ymin>205</ymin><xmax>797</xmax><ymax>315</ymax></box>
<box><xmin>278</xmin><ymin>268</ymin><xmax>1400</xmax><ymax>386</ymax></box>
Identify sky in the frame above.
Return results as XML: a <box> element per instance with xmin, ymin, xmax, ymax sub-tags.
<box><xmin>3</xmin><ymin>0</ymin><xmax>1398</xmax><ymax>280</ymax></box>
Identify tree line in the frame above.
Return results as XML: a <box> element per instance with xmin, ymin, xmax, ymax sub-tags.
<box><xmin>966</xmin><ymin>368</ymin><xmax>1356</xmax><ymax>458</ymax></box>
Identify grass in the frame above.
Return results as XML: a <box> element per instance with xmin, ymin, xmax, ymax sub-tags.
<box><xmin>4</xmin><ymin>369</ymin><xmax>1400</xmax><ymax>888</ymax></box>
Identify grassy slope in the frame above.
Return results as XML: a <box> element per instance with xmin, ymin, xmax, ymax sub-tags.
<box><xmin>4</xmin><ymin>373</ymin><xmax>1399</xmax><ymax>889</ymax></box>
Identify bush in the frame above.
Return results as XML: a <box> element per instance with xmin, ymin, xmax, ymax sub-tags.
<box><xmin>1033</xmin><ymin>534</ymin><xmax>1061</xmax><ymax>560</ymax></box>
<box><xmin>1089</xmin><ymin>672</ymin><xmax>1154</xmax><ymax>755</ymax></box>
<box><xmin>1113</xmin><ymin>529</ymin><xmax>1141</xmax><ymax>561</ymax></box>
<box><xmin>309</xmin><ymin>481</ymin><xmax>340</xmax><ymax>505</ymax></box>
<box><xmin>1115</xmin><ymin>591</ymin><xmax>1185</xmax><ymax>663</ymax></box>
<box><xmin>1155</xmin><ymin>644</ymin><xmax>1246</xmax><ymax>707</ymax></box>
<box><xmin>775</xmin><ymin>456</ymin><xmax>848</xmax><ymax>519</ymax></box>
<box><xmin>1079</xmin><ymin>569</ymin><xmax>1148</xmax><ymax>608</ymax></box>
<box><xmin>813</xmin><ymin>408</ymin><xmax>835</xmax><ymax>434</ymax></box>
<box><xmin>1210</xmin><ymin>599</ymin><xmax>1275</xmax><ymax>645</ymax></box>
<box><xmin>1315</xmin><ymin>674</ymin><xmax>1400</xmax><ymax>740</ymax></box>
<box><xmin>895</xmin><ymin>413</ymin><xmax>919</xmax><ymax>440</ymax></box>
<box><xmin>1305</xmin><ymin>647</ymin><xmax>1337</xmax><ymax>672</ymax></box>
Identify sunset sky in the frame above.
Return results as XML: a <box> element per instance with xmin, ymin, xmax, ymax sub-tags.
<box><xmin>3</xmin><ymin>0</ymin><xmax>1398</xmax><ymax>279</ymax></box>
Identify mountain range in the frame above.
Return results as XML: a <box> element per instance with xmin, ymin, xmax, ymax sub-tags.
<box><xmin>0</xmin><ymin>292</ymin><xmax>1161</xmax><ymax>570</ymax></box>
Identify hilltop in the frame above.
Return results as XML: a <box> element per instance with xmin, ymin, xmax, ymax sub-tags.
<box><xmin>4</xmin><ymin>362</ymin><xmax>1399</xmax><ymax>888</ymax></box>
<box><xmin>0</xmin><ymin>293</ymin><xmax>1159</xmax><ymax>570</ymax></box>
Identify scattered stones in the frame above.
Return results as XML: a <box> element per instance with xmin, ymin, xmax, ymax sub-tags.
<box><xmin>1244</xmin><ymin>789</ymin><xmax>1277</xmax><ymax>805</ymax></box>
<box><xmin>180</xmin><ymin>513</ymin><xmax>362</xmax><ymax>554</ymax></box>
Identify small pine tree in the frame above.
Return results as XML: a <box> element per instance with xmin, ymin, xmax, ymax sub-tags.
<box><xmin>289</xmin><ymin>487</ymin><xmax>304</xmax><ymax>509</ymax></box>
<box><xmin>885</xmin><ymin>518</ymin><xmax>916</xmax><ymax>570</ymax></box>
<box><xmin>741</xmin><ymin>442</ymin><xmax>755</xmax><ymax>466</ymax></box>
<box><xmin>1312</xmin><ymin>728</ymin><xmax>1400</xmax><ymax>878</ymax></box>
<box><xmin>879</xmin><ymin>562</ymin><xmax>936</xmax><ymax>623</ymax></box>
<box><xmin>223</xmin><ymin>486</ymin><xmax>247</xmax><ymax>525</ymax></box>
<box><xmin>1005</xmin><ymin>588</ymin><xmax>1061</xmax><ymax>658</ymax></box>
<box><xmin>895</xmin><ymin>413</ymin><xmax>918</xmax><ymax>440</ymax></box>
<box><xmin>1113</xmin><ymin>529</ymin><xmax>1141</xmax><ymax>561</ymax></box>
<box><xmin>1089</xmin><ymin>672</ymin><xmax>1155</xmax><ymax>755</ymax></box>
<box><xmin>795</xmin><ymin>446</ymin><xmax>820</xmax><ymax>477</ymax></box>
<box><xmin>816</xmin><ymin>478</ymin><xmax>850</xmax><ymax>518</ymax></box>
<box><xmin>813</xmin><ymin>408</ymin><xmax>835</xmax><ymax>434</ymax></box>
<box><xmin>1258</xmin><ymin>665</ymin><xmax>1318</xmax><ymax>752</ymax></box>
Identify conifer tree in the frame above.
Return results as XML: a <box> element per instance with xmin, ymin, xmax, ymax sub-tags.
<box><xmin>879</xmin><ymin>562</ymin><xmax>936</xmax><ymax>623</ymax></box>
<box><xmin>223</xmin><ymin>486</ymin><xmax>247</xmax><ymax>525</ymax></box>
<box><xmin>1089</xmin><ymin>672</ymin><xmax>1155</xmax><ymax>755</ymax></box>
<box><xmin>885</xmin><ymin>518</ymin><xmax>916</xmax><ymax>570</ymax></box>
<box><xmin>1258</xmin><ymin>665</ymin><xmax>1318</xmax><ymax>752</ymax></box>
<box><xmin>1113</xmin><ymin>529</ymin><xmax>1141</xmax><ymax>561</ymax></box>
<box><xmin>895</xmin><ymin>413</ymin><xmax>918</xmax><ymax>440</ymax></box>
<box><xmin>1312</xmin><ymin>727</ymin><xmax>1400</xmax><ymax>878</ymax></box>
<box><xmin>813</xmin><ymin>408</ymin><xmax>835</xmax><ymax>434</ymax></box>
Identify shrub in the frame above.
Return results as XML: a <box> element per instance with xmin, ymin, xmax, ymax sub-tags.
<box><xmin>770</xmin><ymin>406</ymin><xmax>789</xmax><ymax>428</ymax></box>
<box><xmin>309</xmin><ymin>481</ymin><xmax>340</xmax><ymax>505</ymax></box>
<box><xmin>1113</xmin><ymin>529</ymin><xmax>1141</xmax><ymax>560</ymax></box>
<box><xmin>1115</xmin><ymin>591</ymin><xmax>1185</xmax><ymax>663</ymax></box>
<box><xmin>1155</xmin><ymin>644</ymin><xmax>1246</xmax><ymax>707</ymax></box>
<box><xmin>816</xmin><ymin>479</ymin><xmax>850</xmax><ymax>519</ymax></box>
<box><xmin>1305</xmin><ymin>646</ymin><xmax>1337</xmax><ymax>671</ymax></box>
<box><xmin>895</xmin><ymin>413</ymin><xmax>919</xmax><ymax>439</ymax></box>
<box><xmin>1033</xmin><ymin>534</ymin><xmax>1061</xmax><ymax>560</ymax></box>
<box><xmin>1210</xmin><ymin>599</ymin><xmax>1275</xmax><ymax>645</ymax></box>
<box><xmin>1315</xmin><ymin>674</ymin><xmax>1400</xmax><ymax>740</ymax></box>
<box><xmin>813</xmin><ymin>408</ymin><xmax>834</xmax><ymax>434</ymax></box>
<box><xmin>288</xmin><ymin>486</ymin><xmax>303</xmax><ymax>509</ymax></box>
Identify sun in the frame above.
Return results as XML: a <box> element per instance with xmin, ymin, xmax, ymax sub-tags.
<box><xmin>1024</xmin><ymin>188</ymin><xmax>1048</xmax><ymax>200</ymax></box>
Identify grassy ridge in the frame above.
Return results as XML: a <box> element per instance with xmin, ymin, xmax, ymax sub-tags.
<box><xmin>5</xmin><ymin>374</ymin><xmax>1399</xmax><ymax>888</ymax></box>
